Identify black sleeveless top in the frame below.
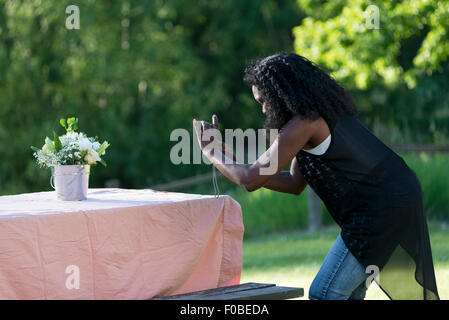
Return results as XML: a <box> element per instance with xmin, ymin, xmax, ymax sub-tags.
<box><xmin>296</xmin><ymin>115</ymin><xmax>439</xmax><ymax>300</ymax></box>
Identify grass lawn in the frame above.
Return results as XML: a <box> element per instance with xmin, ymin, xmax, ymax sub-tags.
<box><xmin>240</xmin><ymin>221</ymin><xmax>449</xmax><ymax>300</ymax></box>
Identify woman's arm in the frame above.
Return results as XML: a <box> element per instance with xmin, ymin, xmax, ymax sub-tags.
<box><xmin>262</xmin><ymin>157</ymin><xmax>307</xmax><ymax>195</ymax></box>
<box><xmin>202</xmin><ymin>129</ymin><xmax>306</xmax><ymax>194</ymax></box>
<box><xmin>194</xmin><ymin>115</ymin><xmax>315</xmax><ymax>192</ymax></box>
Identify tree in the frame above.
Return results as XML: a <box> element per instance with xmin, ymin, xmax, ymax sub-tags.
<box><xmin>0</xmin><ymin>0</ymin><xmax>303</xmax><ymax>194</ymax></box>
<box><xmin>293</xmin><ymin>0</ymin><xmax>449</xmax><ymax>143</ymax></box>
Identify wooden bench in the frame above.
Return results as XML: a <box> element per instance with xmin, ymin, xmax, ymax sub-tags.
<box><xmin>153</xmin><ymin>282</ymin><xmax>304</xmax><ymax>300</ymax></box>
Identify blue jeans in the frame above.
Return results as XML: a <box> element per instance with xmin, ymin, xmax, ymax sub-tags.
<box><xmin>309</xmin><ymin>234</ymin><xmax>368</xmax><ymax>300</ymax></box>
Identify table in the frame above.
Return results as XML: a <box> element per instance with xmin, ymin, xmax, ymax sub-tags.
<box><xmin>0</xmin><ymin>188</ymin><xmax>244</xmax><ymax>299</ymax></box>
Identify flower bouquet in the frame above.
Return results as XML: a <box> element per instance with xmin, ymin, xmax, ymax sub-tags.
<box><xmin>31</xmin><ymin>117</ymin><xmax>110</xmax><ymax>200</ymax></box>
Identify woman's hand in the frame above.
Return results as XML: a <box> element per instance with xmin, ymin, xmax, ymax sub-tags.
<box><xmin>193</xmin><ymin>115</ymin><xmax>239</xmax><ymax>163</ymax></box>
<box><xmin>193</xmin><ymin>114</ymin><xmax>219</xmax><ymax>152</ymax></box>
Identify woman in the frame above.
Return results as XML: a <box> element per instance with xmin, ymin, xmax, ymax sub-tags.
<box><xmin>193</xmin><ymin>52</ymin><xmax>439</xmax><ymax>300</ymax></box>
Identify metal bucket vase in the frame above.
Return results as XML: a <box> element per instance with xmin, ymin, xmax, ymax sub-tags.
<box><xmin>51</xmin><ymin>165</ymin><xmax>90</xmax><ymax>201</ymax></box>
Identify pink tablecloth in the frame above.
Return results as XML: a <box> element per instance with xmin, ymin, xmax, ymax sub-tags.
<box><xmin>0</xmin><ymin>188</ymin><xmax>244</xmax><ymax>299</ymax></box>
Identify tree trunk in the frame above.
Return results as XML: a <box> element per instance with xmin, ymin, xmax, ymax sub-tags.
<box><xmin>307</xmin><ymin>187</ymin><xmax>322</xmax><ymax>231</ymax></box>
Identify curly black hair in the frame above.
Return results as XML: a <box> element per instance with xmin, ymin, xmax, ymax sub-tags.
<box><xmin>243</xmin><ymin>52</ymin><xmax>358</xmax><ymax>130</ymax></box>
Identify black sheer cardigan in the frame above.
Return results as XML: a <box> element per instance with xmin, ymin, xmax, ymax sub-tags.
<box><xmin>296</xmin><ymin>115</ymin><xmax>439</xmax><ymax>300</ymax></box>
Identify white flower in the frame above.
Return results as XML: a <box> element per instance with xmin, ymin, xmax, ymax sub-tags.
<box><xmin>33</xmin><ymin>129</ymin><xmax>109</xmax><ymax>168</ymax></box>
<box><xmin>92</xmin><ymin>141</ymin><xmax>101</xmax><ymax>151</ymax></box>
<box><xmin>79</xmin><ymin>138</ymin><xmax>93</xmax><ymax>151</ymax></box>
<box><xmin>84</xmin><ymin>149</ymin><xmax>101</xmax><ymax>165</ymax></box>
<box><xmin>66</xmin><ymin>131</ymin><xmax>80</xmax><ymax>138</ymax></box>
<box><xmin>42</xmin><ymin>144</ymin><xmax>50</xmax><ymax>155</ymax></box>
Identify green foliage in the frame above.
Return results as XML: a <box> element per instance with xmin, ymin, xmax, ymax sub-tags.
<box><xmin>294</xmin><ymin>0</ymin><xmax>449</xmax><ymax>89</ymax></box>
<box><xmin>53</xmin><ymin>131</ymin><xmax>62</xmax><ymax>152</ymax></box>
<box><xmin>44</xmin><ymin>137</ymin><xmax>56</xmax><ymax>153</ymax></box>
<box><xmin>60</xmin><ymin>117</ymin><xmax>78</xmax><ymax>133</ymax></box>
<box><xmin>293</xmin><ymin>0</ymin><xmax>449</xmax><ymax>142</ymax></box>
<box><xmin>97</xmin><ymin>141</ymin><xmax>110</xmax><ymax>157</ymax></box>
<box><xmin>229</xmin><ymin>187</ymin><xmax>310</xmax><ymax>237</ymax></box>
<box><xmin>0</xmin><ymin>0</ymin><xmax>301</xmax><ymax>194</ymax></box>
<box><xmin>60</xmin><ymin>118</ymin><xmax>67</xmax><ymax>129</ymax></box>
<box><xmin>403</xmin><ymin>152</ymin><xmax>449</xmax><ymax>221</ymax></box>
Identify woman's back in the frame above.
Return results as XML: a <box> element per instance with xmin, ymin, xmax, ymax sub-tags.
<box><xmin>296</xmin><ymin>115</ymin><xmax>439</xmax><ymax>299</ymax></box>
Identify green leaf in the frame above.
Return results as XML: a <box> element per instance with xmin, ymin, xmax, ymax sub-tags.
<box><xmin>45</xmin><ymin>137</ymin><xmax>56</xmax><ymax>153</ymax></box>
<box><xmin>99</xmin><ymin>159</ymin><xmax>107</xmax><ymax>167</ymax></box>
<box><xmin>97</xmin><ymin>141</ymin><xmax>110</xmax><ymax>156</ymax></box>
<box><xmin>66</xmin><ymin>117</ymin><xmax>79</xmax><ymax>132</ymax></box>
<box><xmin>54</xmin><ymin>131</ymin><xmax>62</xmax><ymax>152</ymax></box>
<box><xmin>60</xmin><ymin>118</ymin><xmax>67</xmax><ymax>129</ymax></box>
